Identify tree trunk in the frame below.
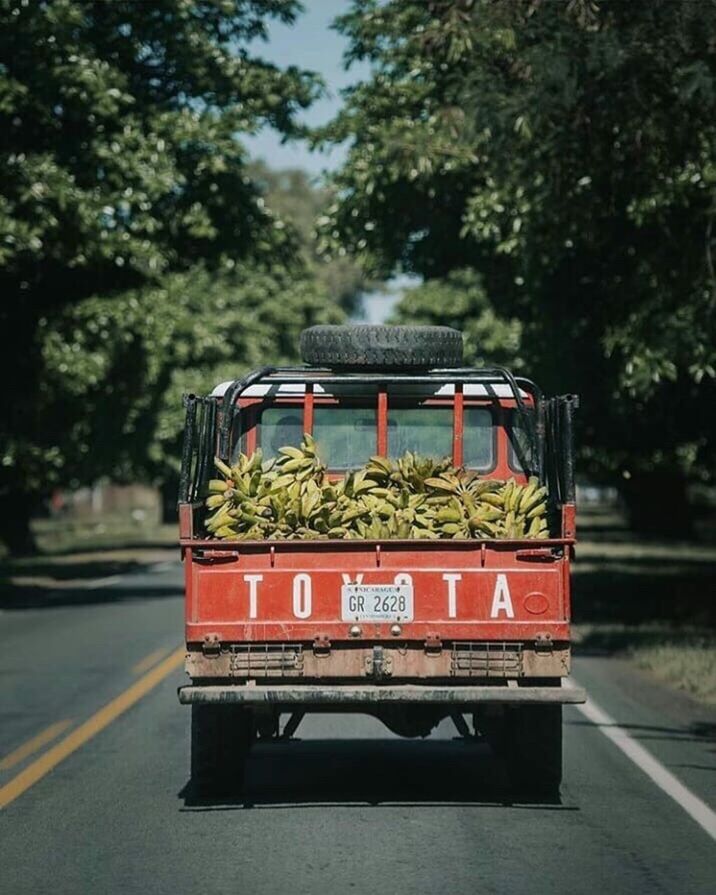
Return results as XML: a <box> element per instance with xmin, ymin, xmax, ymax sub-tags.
<box><xmin>160</xmin><ymin>475</ymin><xmax>179</xmax><ymax>525</ymax></box>
<box><xmin>619</xmin><ymin>470</ymin><xmax>694</xmax><ymax>537</ymax></box>
<box><xmin>0</xmin><ymin>488</ymin><xmax>38</xmax><ymax>556</ymax></box>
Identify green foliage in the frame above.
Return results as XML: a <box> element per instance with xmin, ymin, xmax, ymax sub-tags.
<box><xmin>0</xmin><ymin>0</ymin><xmax>327</xmax><ymax>551</ymax></box>
<box><xmin>390</xmin><ymin>269</ymin><xmax>523</xmax><ymax>369</ymax></box>
<box><xmin>322</xmin><ymin>0</ymin><xmax>716</xmax><ymax>487</ymax></box>
<box><xmin>249</xmin><ymin>160</ymin><xmax>373</xmax><ymax>313</ymax></box>
<box><xmin>0</xmin><ymin>0</ymin><xmax>320</xmax><ymax>290</ymax></box>
<box><xmin>35</xmin><ymin>266</ymin><xmax>343</xmax><ymax>490</ymax></box>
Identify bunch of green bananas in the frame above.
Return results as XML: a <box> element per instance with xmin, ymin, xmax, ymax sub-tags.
<box><xmin>204</xmin><ymin>434</ymin><xmax>327</xmax><ymax>540</ymax></box>
<box><xmin>204</xmin><ymin>439</ymin><xmax>549</xmax><ymax>541</ymax></box>
<box><xmin>417</xmin><ymin>469</ymin><xmax>548</xmax><ymax>539</ymax></box>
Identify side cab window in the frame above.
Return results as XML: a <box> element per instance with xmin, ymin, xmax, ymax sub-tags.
<box><xmin>508</xmin><ymin>407</ymin><xmax>537</xmax><ymax>474</ymax></box>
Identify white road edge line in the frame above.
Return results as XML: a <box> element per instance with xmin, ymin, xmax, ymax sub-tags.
<box><xmin>567</xmin><ymin>680</ymin><xmax>716</xmax><ymax>842</ymax></box>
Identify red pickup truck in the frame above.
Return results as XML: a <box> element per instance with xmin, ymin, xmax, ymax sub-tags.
<box><xmin>177</xmin><ymin>325</ymin><xmax>585</xmax><ymax>797</ymax></box>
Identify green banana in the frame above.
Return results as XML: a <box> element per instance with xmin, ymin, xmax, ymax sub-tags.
<box><xmin>526</xmin><ymin>501</ymin><xmax>547</xmax><ymax>519</ymax></box>
<box><xmin>278</xmin><ymin>446</ymin><xmax>305</xmax><ymax>460</ymax></box>
<box><xmin>214</xmin><ymin>457</ymin><xmax>233</xmax><ymax>478</ymax></box>
<box><xmin>205</xmin><ymin>494</ymin><xmax>227</xmax><ymax>510</ymax></box>
<box><xmin>437</xmin><ymin>507</ymin><xmax>463</xmax><ymax>523</ymax></box>
<box><xmin>205</xmin><ymin>438</ymin><xmax>552</xmax><ymax>542</ymax></box>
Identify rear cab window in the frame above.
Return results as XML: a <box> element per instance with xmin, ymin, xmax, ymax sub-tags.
<box><xmin>232</xmin><ymin>381</ymin><xmax>525</xmax><ymax>475</ymax></box>
<box><xmin>257</xmin><ymin>406</ymin><xmax>304</xmax><ymax>456</ymax></box>
<box><xmin>388</xmin><ymin>406</ymin><xmax>452</xmax><ymax>459</ymax></box>
<box><xmin>313</xmin><ymin>405</ymin><xmax>377</xmax><ymax>469</ymax></box>
<box><xmin>463</xmin><ymin>407</ymin><xmax>495</xmax><ymax>470</ymax></box>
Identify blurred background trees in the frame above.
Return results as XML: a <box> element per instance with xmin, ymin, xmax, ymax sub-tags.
<box><xmin>0</xmin><ymin>0</ymin><xmax>341</xmax><ymax>552</ymax></box>
<box><xmin>321</xmin><ymin>0</ymin><xmax>716</xmax><ymax>533</ymax></box>
<box><xmin>41</xmin><ymin>265</ymin><xmax>342</xmax><ymax>524</ymax></box>
<box><xmin>248</xmin><ymin>160</ymin><xmax>371</xmax><ymax>315</ymax></box>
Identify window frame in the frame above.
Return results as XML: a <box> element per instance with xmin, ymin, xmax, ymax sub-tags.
<box><xmin>232</xmin><ymin>388</ymin><xmax>508</xmax><ymax>476</ymax></box>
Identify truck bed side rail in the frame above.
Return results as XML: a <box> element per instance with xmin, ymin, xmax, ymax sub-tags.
<box><xmin>179</xmin><ymin>394</ymin><xmax>218</xmax><ymax>505</ymax></box>
<box><xmin>544</xmin><ymin>395</ymin><xmax>578</xmax><ymax>507</ymax></box>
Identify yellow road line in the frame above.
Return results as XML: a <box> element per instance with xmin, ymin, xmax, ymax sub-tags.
<box><xmin>132</xmin><ymin>646</ymin><xmax>171</xmax><ymax>676</ymax></box>
<box><xmin>0</xmin><ymin>646</ymin><xmax>185</xmax><ymax>810</ymax></box>
<box><xmin>0</xmin><ymin>720</ymin><xmax>73</xmax><ymax>771</ymax></box>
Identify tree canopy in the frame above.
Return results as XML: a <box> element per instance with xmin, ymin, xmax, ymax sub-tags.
<box><xmin>40</xmin><ymin>264</ymin><xmax>342</xmax><ymax>491</ymax></box>
<box><xmin>321</xmin><ymin>0</ymin><xmax>716</xmax><ymax>521</ymax></box>
<box><xmin>1</xmin><ymin>0</ymin><xmax>319</xmax><ymax>296</ymax></box>
<box><xmin>0</xmin><ymin>0</ymin><xmax>331</xmax><ymax>552</ymax></box>
<box><xmin>3</xmin><ymin>0</ymin><xmax>715</xmax><ymax>551</ymax></box>
<box><xmin>249</xmin><ymin>160</ymin><xmax>371</xmax><ymax>314</ymax></box>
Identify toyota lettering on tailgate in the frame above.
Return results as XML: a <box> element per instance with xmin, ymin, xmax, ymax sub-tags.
<box><xmin>219</xmin><ymin>570</ymin><xmax>557</xmax><ymax>621</ymax></box>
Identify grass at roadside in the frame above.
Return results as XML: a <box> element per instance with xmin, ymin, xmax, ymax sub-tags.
<box><xmin>634</xmin><ymin>636</ymin><xmax>716</xmax><ymax>703</ymax></box>
<box><xmin>30</xmin><ymin>514</ymin><xmax>176</xmax><ymax>555</ymax></box>
<box><xmin>573</xmin><ymin>623</ymin><xmax>716</xmax><ymax>704</ymax></box>
<box><xmin>574</xmin><ymin>507</ymin><xmax>716</xmax><ymax>705</ymax></box>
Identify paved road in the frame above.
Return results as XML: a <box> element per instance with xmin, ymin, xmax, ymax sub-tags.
<box><xmin>1</xmin><ymin>562</ymin><xmax>714</xmax><ymax>894</ymax></box>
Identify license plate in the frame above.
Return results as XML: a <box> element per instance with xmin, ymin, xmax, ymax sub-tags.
<box><xmin>341</xmin><ymin>583</ymin><xmax>414</xmax><ymax>622</ymax></box>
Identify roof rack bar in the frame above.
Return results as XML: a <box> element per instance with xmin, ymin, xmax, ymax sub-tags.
<box><xmin>213</xmin><ymin>365</ymin><xmax>543</xmax><ymax>476</ymax></box>
<box><xmin>218</xmin><ymin>365</ymin><xmax>276</xmax><ymax>461</ymax></box>
<box><xmin>247</xmin><ymin>368</ymin><xmax>538</xmax><ymax>390</ymax></box>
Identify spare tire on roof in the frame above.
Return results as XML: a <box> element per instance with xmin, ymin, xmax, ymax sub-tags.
<box><xmin>299</xmin><ymin>325</ymin><xmax>463</xmax><ymax>370</ymax></box>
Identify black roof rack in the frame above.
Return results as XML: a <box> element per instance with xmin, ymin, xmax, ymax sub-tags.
<box><xmin>217</xmin><ymin>365</ymin><xmax>542</xmax><ymax>466</ymax></box>
<box><xmin>247</xmin><ymin>365</ymin><xmax>537</xmax><ymax>388</ymax></box>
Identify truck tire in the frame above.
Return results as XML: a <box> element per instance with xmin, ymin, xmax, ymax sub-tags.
<box><xmin>503</xmin><ymin>705</ymin><xmax>563</xmax><ymax>797</ymax></box>
<box><xmin>190</xmin><ymin>705</ymin><xmax>254</xmax><ymax>797</ymax></box>
<box><xmin>299</xmin><ymin>325</ymin><xmax>463</xmax><ymax>370</ymax></box>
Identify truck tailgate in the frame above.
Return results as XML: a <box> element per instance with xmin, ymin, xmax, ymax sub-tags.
<box><xmin>184</xmin><ymin>540</ymin><xmax>571</xmax><ymax>643</ymax></box>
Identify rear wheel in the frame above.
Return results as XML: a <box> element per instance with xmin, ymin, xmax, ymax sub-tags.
<box><xmin>504</xmin><ymin>705</ymin><xmax>562</xmax><ymax>797</ymax></box>
<box><xmin>190</xmin><ymin>705</ymin><xmax>255</xmax><ymax>797</ymax></box>
<box><xmin>474</xmin><ymin>705</ymin><xmax>563</xmax><ymax>797</ymax></box>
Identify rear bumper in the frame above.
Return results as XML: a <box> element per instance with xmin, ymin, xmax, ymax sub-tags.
<box><xmin>178</xmin><ymin>681</ymin><xmax>586</xmax><ymax>707</ymax></box>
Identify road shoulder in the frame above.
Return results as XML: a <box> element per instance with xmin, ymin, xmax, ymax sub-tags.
<box><xmin>572</xmin><ymin>653</ymin><xmax>716</xmax><ymax>814</ymax></box>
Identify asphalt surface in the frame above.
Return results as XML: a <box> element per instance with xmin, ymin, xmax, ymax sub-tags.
<box><xmin>1</xmin><ymin>561</ymin><xmax>714</xmax><ymax>894</ymax></box>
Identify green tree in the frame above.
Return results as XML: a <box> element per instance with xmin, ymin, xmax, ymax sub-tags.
<box><xmin>321</xmin><ymin>0</ymin><xmax>716</xmax><ymax>531</ymax></box>
<box><xmin>0</xmin><ymin>0</ymin><xmax>321</xmax><ymax>552</ymax></box>
<box><xmin>249</xmin><ymin>160</ymin><xmax>372</xmax><ymax>313</ymax></box>
<box><xmin>40</xmin><ymin>265</ymin><xmax>343</xmax><ymax>520</ymax></box>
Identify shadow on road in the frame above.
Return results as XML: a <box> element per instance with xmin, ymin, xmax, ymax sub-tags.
<box><xmin>0</xmin><ymin>548</ymin><xmax>181</xmax><ymax>609</ymax></box>
<box><xmin>34</xmin><ymin>539</ymin><xmax>177</xmax><ymax>558</ymax></box>
<box><xmin>179</xmin><ymin>737</ymin><xmax>574</xmax><ymax>811</ymax></box>
<box><xmin>0</xmin><ymin>583</ymin><xmax>183</xmax><ymax>610</ymax></box>
<box><xmin>573</xmin><ymin>561</ymin><xmax>716</xmax><ymax>629</ymax></box>
<box><xmin>567</xmin><ymin>718</ymin><xmax>716</xmax><ymax>752</ymax></box>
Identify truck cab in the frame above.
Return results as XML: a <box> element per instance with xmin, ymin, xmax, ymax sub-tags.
<box><xmin>177</xmin><ymin>325</ymin><xmax>585</xmax><ymax>797</ymax></box>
